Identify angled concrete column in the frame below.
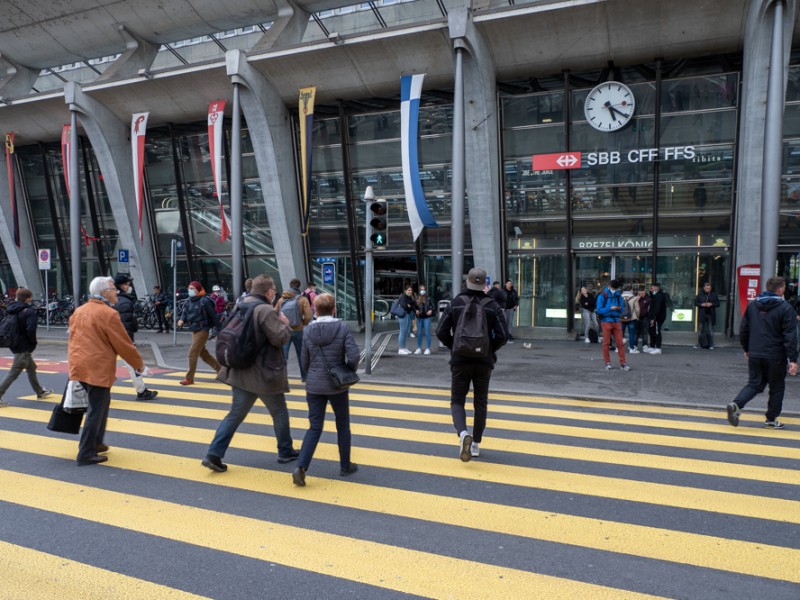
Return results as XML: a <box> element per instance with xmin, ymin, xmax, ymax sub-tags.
<box><xmin>735</xmin><ymin>0</ymin><xmax>798</xmax><ymax>328</ymax></box>
<box><xmin>0</xmin><ymin>53</ymin><xmax>38</xmax><ymax>99</ymax></box>
<box><xmin>250</xmin><ymin>0</ymin><xmax>310</xmax><ymax>53</ymax></box>
<box><xmin>64</xmin><ymin>82</ymin><xmax>158</xmax><ymax>295</ymax></box>
<box><xmin>97</xmin><ymin>25</ymin><xmax>159</xmax><ymax>81</ymax></box>
<box><xmin>226</xmin><ymin>50</ymin><xmax>306</xmax><ymax>288</ymax></box>
<box><xmin>449</xmin><ymin>8</ymin><xmax>501</xmax><ymax>279</ymax></box>
<box><xmin>0</xmin><ymin>153</ymin><xmax>42</xmax><ymax>295</ymax></box>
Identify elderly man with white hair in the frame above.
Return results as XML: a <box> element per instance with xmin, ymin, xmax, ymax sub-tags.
<box><xmin>68</xmin><ymin>276</ymin><xmax>145</xmax><ymax>466</ymax></box>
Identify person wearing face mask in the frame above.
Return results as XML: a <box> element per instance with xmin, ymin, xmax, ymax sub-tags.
<box><xmin>177</xmin><ymin>281</ymin><xmax>221</xmax><ymax>385</ymax></box>
<box><xmin>414</xmin><ymin>285</ymin><xmax>435</xmax><ymax>355</ymax></box>
<box><xmin>113</xmin><ymin>274</ymin><xmax>157</xmax><ymax>400</ymax></box>
<box><xmin>396</xmin><ymin>285</ymin><xmax>416</xmax><ymax>355</ymax></box>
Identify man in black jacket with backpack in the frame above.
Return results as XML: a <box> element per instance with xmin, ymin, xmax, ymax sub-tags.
<box><xmin>0</xmin><ymin>287</ymin><xmax>51</xmax><ymax>407</ymax></box>
<box><xmin>436</xmin><ymin>268</ymin><xmax>508</xmax><ymax>462</ymax></box>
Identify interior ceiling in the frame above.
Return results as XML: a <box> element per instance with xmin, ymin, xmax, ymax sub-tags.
<box><xmin>0</xmin><ymin>1</ymin><xmax>790</xmax><ymax>144</ymax></box>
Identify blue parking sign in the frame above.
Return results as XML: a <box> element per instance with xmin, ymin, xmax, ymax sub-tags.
<box><xmin>118</xmin><ymin>249</ymin><xmax>129</xmax><ymax>263</ymax></box>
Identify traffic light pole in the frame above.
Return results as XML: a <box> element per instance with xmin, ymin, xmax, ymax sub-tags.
<box><xmin>364</xmin><ymin>188</ymin><xmax>374</xmax><ymax>375</ymax></box>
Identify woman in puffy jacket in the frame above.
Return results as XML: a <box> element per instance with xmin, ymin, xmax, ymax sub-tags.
<box><xmin>414</xmin><ymin>284</ymin><xmax>435</xmax><ymax>355</ymax></box>
<box><xmin>292</xmin><ymin>293</ymin><xmax>360</xmax><ymax>487</ymax></box>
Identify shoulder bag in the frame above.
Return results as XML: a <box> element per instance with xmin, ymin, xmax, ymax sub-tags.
<box><xmin>317</xmin><ymin>324</ymin><xmax>360</xmax><ymax>389</ymax></box>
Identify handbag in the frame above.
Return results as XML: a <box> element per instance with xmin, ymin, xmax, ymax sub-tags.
<box><xmin>390</xmin><ymin>299</ymin><xmax>406</xmax><ymax>319</ymax></box>
<box><xmin>317</xmin><ymin>324</ymin><xmax>360</xmax><ymax>389</ymax></box>
<box><xmin>47</xmin><ymin>403</ymin><xmax>84</xmax><ymax>434</ymax></box>
<box><xmin>63</xmin><ymin>380</ymin><xmax>89</xmax><ymax>414</ymax></box>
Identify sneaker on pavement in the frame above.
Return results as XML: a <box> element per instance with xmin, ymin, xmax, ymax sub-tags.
<box><xmin>0</xmin><ymin>398</ymin><xmax>8</xmax><ymax>408</ymax></box>
<box><xmin>764</xmin><ymin>420</ymin><xmax>786</xmax><ymax>429</ymax></box>
<box><xmin>136</xmin><ymin>389</ymin><xmax>158</xmax><ymax>401</ymax></box>
<box><xmin>620</xmin><ymin>364</ymin><xmax>631</xmax><ymax>371</ymax></box>
<box><xmin>628</xmin><ymin>348</ymin><xmax>639</xmax><ymax>354</ymax></box>
<box><xmin>398</xmin><ymin>348</ymin><xmax>411</xmax><ymax>355</ymax></box>
<box><xmin>604</xmin><ymin>363</ymin><xmax>613</xmax><ymax>370</ymax></box>
<box><xmin>726</xmin><ymin>402</ymin><xmax>740</xmax><ymax>427</ymax></box>
<box><xmin>179</xmin><ymin>378</ymin><xmax>194</xmax><ymax>386</ymax></box>
<box><xmin>459</xmin><ymin>432</ymin><xmax>473</xmax><ymax>462</ymax></box>
<box><xmin>692</xmin><ymin>345</ymin><xmax>700</xmax><ymax>349</ymax></box>
<box><xmin>413</xmin><ymin>348</ymin><xmax>422</xmax><ymax>355</ymax></box>
<box><xmin>650</xmin><ymin>348</ymin><xmax>662</xmax><ymax>355</ymax></box>
<box><xmin>424</xmin><ymin>348</ymin><xmax>431</xmax><ymax>355</ymax></box>
<box><xmin>470</xmin><ymin>442</ymin><xmax>480</xmax><ymax>457</ymax></box>
<box><xmin>410</xmin><ymin>333</ymin><xmax>416</xmax><ymax>338</ymax></box>
<box><xmin>709</xmin><ymin>346</ymin><xmax>715</xmax><ymax>350</ymax></box>
<box><xmin>585</xmin><ymin>338</ymin><xmax>590</xmax><ymax>343</ymax></box>
<box><xmin>642</xmin><ymin>345</ymin><xmax>650</xmax><ymax>351</ymax></box>
<box><xmin>201</xmin><ymin>455</ymin><xmax>227</xmax><ymax>472</ymax></box>
<box><xmin>340</xmin><ymin>463</ymin><xmax>359</xmax><ymax>476</ymax></box>
<box><xmin>277</xmin><ymin>449</ymin><xmax>300</xmax><ymax>464</ymax></box>
<box><xmin>37</xmin><ymin>389</ymin><xmax>53</xmax><ymax>399</ymax></box>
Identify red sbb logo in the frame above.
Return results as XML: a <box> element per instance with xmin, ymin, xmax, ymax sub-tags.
<box><xmin>532</xmin><ymin>152</ymin><xmax>582</xmax><ymax>171</ymax></box>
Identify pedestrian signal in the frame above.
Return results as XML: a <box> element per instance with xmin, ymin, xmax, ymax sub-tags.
<box><xmin>369</xmin><ymin>200</ymin><xmax>388</xmax><ymax>248</ymax></box>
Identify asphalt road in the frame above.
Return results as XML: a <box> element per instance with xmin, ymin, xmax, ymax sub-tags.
<box><xmin>0</xmin><ymin>364</ymin><xmax>798</xmax><ymax>599</ymax></box>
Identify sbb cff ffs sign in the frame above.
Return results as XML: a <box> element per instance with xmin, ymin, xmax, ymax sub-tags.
<box><xmin>532</xmin><ymin>152</ymin><xmax>582</xmax><ymax>171</ymax></box>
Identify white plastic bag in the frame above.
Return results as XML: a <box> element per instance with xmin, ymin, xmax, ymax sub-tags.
<box><xmin>63</xmin><ymin>380</ymin><xmax>89</xmax><ymax>414</ymax></box>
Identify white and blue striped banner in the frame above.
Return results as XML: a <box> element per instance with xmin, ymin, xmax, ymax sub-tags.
<box><xmin>401</xmin><ymin>74</ymin><xmax>438</xmax><ymax>241</ymax></box>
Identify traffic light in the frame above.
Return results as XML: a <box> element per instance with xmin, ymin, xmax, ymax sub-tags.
<box><xmin>369</xmin><ymin>200</ymin><xmax>388</xmax><ymax>248</ymax></box>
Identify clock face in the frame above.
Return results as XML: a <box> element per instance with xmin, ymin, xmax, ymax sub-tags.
<box><xmin>584</xmin><ymin>82</ymin><xmax>635</xmax><ymax>132</ymax></box>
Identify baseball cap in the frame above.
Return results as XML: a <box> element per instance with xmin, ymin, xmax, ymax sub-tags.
<box><xmin>466</xmin><ymin>268</ymin><xmax>487</xmax><ymax>291</ymax></box>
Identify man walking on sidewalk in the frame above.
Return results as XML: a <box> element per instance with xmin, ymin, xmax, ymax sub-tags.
<box><xmin>726</xmin><ymin>276</ymin><xmax>797</xmax><ymax>430</ymax></box>
<box><xmin>0</xmin><ymin>288</ymin><xmax>52</xmax><ymax>407</ymax></box>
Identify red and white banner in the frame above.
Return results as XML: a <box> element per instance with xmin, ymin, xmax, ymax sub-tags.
<box><xmin>207</xmin><ymin>100</ymin><xmax>230</xmax><ymax>242</ymax></box>
<box><xmin>532</xmin><ymin>151</ymin><xmax>582</xmax><ymax>171</ymax></box>
<box><xmin>61</xmin><ymin>125</ymin><xmax>71</xmax><ymax>196</ymax></box>
<box><xmin>131</xmin><ymin>112</ymin><xmax>149</xmax><ymax>242</ymax></box>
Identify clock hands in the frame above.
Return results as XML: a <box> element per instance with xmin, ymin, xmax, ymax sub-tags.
<box><xmin>603</xmin><ymin>101</ymin><xmax>631</xmax><ymax>121</ymax></box>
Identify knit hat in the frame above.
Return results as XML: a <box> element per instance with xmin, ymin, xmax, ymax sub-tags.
<box><xmin>188</xmin><ymin>281</ymin><xmax>203</xmax><ymax>291</ymax></box>
<box><xmin>113</xmin><ymin>273</ymin><xmax>133</xmax><ymax>287</ymax></box>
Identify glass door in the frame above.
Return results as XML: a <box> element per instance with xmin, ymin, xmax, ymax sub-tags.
<box><xmin>575</xmin><ymin>253</ymin><xmax>653</xmax><ymax>292</ymax></box>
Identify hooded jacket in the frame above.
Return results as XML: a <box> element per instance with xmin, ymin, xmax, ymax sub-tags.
<box><xmin>217</xmin><ymin>294</ymin><xmax>292</xmax><ymax>394</ymax></box>
<box><xmin>180</xmin><ymin>292</ymin><xmax>219</xmax><ymax>332</ymax></box>
<box><xmin>301</xmin><ymin>317</ymin><xmax>360</xmax><ymax>395</ymax></box>
<box><xmin>6</xmin><ymin>301</ymin><xmax>38</xmax><ymax>353</ymax></box>
<box><xmin>740</xmin><ymin>291</ymin><xmax>798</xmax><ymax>362</ymax></box>
<box><xmin>595</xmin><ymin>287</ymin><xmax>624</xmax><ymax>323</ymax></box>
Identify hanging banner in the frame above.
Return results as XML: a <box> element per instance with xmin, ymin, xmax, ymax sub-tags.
<box><xmin>131</xmin><ymin>112</ymin><xmax>149</xmax><ymax>242</ymax></box>
<box><xmin>299</xmin><ymin>86</ymin><xmax>316</xmax><ymax>237</ymax></box>
<box><xmin>61</xmin><ymin>124</ymin><xmax>71</xmax><ymax>196</ymax></box>
<box><xmin>400</xmin><ymin>74</ymin><xmax>438</xmax><ymax>241</ymax></box>
<box><xmin>207</xmin><ymin>100</ymin><xmax>230</xmax><ymax>242</ymax></box>
<box><xmin>4</xmin><ymin>133</ymin><xmax>20</xmax><ymax>247</ymax></box>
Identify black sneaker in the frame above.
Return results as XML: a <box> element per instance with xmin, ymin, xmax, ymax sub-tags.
<box><xmin>620</xmin><ymin>364</ymin><xmax>630</xmax><ymax>371</ymax></box>
<box><xmin>202</xmin><ymin>455</ymin><xmax>227</xmax><ymax>472</ymax></box>
<box><xmin>277</xmin><ymin>449</ymin><xmax>300</xmax><ymax>464</ymax></box>
<box><xmin>340</xmin><ymin>464</ymin><xmax>358</xmax><ymax>476</ymax></box>
<box><xmin>764</xmin><ymin>420</ymin><xmax>785</xmax><ymax>429</ymax></box>
<box><xmin>136</xmin><ymin>389</ymin><xmax>158</xmax><ymax>401</ymax></box>
<box><xmin>726</xmin><ymin>403</ymin><xmax>740</xmax><ymax>427</ymax></box>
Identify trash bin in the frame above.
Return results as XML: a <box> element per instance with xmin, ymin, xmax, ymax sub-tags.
<box><xmin>437</xmin><ymin>300</ymin><xmax>451</xmax><ymax>320</ymax></box>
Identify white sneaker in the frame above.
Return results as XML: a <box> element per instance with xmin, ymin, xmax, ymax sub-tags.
<box><xmin>649</xmin><ymin>348</ymin><xmax>662</xmax><ymax>355</ymax></box>
<box><xmin>643</xmin><ymin>345</ymin><xmax>650</xmax><ymax>352</ymax></box>
<box><xmin>628</xmin><ymin>348</ymin><xmax>639</xmax><ymax>354</ymax></box>
<box><xmin>585</xmin><ymin>338</ymin><xmax>590</xmax><ymax>344</ymax></box>
<box><xmin>413</xmin><ymin>348</ymin><xmax>422</xmax><ymax>355</ymax></box>
<box><xmin>470</xmin><ymin>442</ymin><xmax>480</xmax><ymax>457</ymax></box>
<box><xmin>459</xmin><ymin>431</ymin><xmax>473</xmax><ymax>462</ymax></box>
<box><xmin>424</xmin><ymin>348</ymin><xmax>431</xmax><ymax>355</ymax></box>
<box><xmin>410</xmin><ymin>333</ymin><xmax>416</xmax><ymax>338</ymax></box>
<box><xmin>398</xmin><ymin>348</ymin><xmax>411</xmax><ymax>355</ymax></box>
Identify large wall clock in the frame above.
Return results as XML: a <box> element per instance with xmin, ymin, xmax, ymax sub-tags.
<box><xmin>584</xmin><ymin>81</ymin><xmax>635</xmax><ymax>132</ymax></box>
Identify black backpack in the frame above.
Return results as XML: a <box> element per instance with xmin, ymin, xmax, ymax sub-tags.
<box><xmin>452</xmin><ymin>296</ymin><xmax>493</xmax><ymax>358</ymax></box>
<box><xmin>215</xmin><ymin>299</ymin><xmax>266</xmax><ymax>369</ymax></box>
<box><xmin>0</xmin><ymin>311</ymin><xmax>22</xmax><ymax>348</ymax></box>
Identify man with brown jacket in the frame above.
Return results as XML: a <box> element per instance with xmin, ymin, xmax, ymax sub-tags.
<box><xmin>202</xmin><ymin>275</ymin><xmax>299</xmax><ymax>472</ymax></box>
<box><xmin>275</xmin><ymin>277</ymin><xmax>313</xmax><ymax>382</ymax></box>
<box><xmin>68</xmin><ymin>276</ymin><xmax>145</xmax><ymax>466</ymax></box>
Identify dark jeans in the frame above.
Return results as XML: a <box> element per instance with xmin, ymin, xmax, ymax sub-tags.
<box><xmin>155</xmin><ymin>305</ymin><xmax>170</xmax><ymax>331</ymax></box>
<box><xmin>283</xmin><ymin>329</ymin><xmax>306</xmax><ymax>381</ymax></box>
<box><xmin>732</xmin><ymin>357</ymin><xmax>787</xmax><ymax>421</ymax></box>
<box><xmin>0</xmin><ymin>352</ymin><xmax>45</xmax><ymax>398</ymax></box>
<box><xmin>699</xmin><ymin>315</ymin><xmax>714</xmax><ymax>347</ymax></box>
<box><xmin>450</xmin><ymin>362</ymin><xmax>492</xmax><ymax>443</ymax></box>
<box><xmin>648</xmin><ymin>320</ymin><xmax>664</xmax><ymax>349</ymax></box>
<box><xmin>207</xmin><ymin>386</ymin><xmax>294</xmax><ymax>459</ymax></box>
<box><xmin>77</xmin><ymin>383</ymin><xmax>111</xmax><ymax>461</ymax></box>
<box><xmin>297</xmin><ymin>391</ymin><xmax>352</xmax><ymax>470</ymax></box>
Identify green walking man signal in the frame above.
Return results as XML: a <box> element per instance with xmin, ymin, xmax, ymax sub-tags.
<box><xmin>369</xmin><ymin>200</ymin><xmax>388</xmax><ymax>248</ymax></box>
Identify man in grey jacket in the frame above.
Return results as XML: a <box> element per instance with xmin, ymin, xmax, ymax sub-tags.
<box><xmin>201</xmin><ymin>275</ymin><xmax>299</xmax><ymax>472</ymax></box>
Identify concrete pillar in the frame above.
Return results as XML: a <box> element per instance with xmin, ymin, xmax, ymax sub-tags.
<box><xmin>735</xmin><ymin>0</ymin><xmax>798</xmax><ymax>328</ymax></box>
<box><xmin>225</xmin><ymin>50</ymin><xmax>306</xmax><ymax>288</ymax></box>
<box><xmin>97</xmin><ymin>25</ymin><xmax>160</xmax><ymax>82</ymax></box>
<box><xmin>0</xmin><ymin>53</ymin><xmax>39</xmax><ymax>99</ymax></box>
<box><xmin>64</xmin><ymin>82</ymin><xmax>159</xmax><ymax>295</ymax></box>
<box><xmin>0</xmin><ymin>153</ymin><xmax>42</xmax><ymax>296</ymax></box>
<box><xmin>250</xmin><ymin>0</ymin><xmax>310</xmax><ymax>53</ymax></box>
<box><xmin>448</xmin><ymin>8</ymin><xmax>501</xmax><ymax>279</ymax></box>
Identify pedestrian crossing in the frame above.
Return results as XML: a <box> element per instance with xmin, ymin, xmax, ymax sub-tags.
<box><xmin>0</xmin><ymin>372</ymin><xmax>798</xmax><ymax>599</ymax></box>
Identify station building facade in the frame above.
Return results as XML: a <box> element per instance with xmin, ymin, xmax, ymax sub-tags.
<box><xmin>0</xmin><ymin>0</ymin><xmax>798</xmax><ymax>336</ymax></box>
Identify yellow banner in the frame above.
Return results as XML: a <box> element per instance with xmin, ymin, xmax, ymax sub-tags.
<box><xmin>299</xmin><ymin>86</ymin><xmax>316</xmax><ymax>236</ymax></box>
